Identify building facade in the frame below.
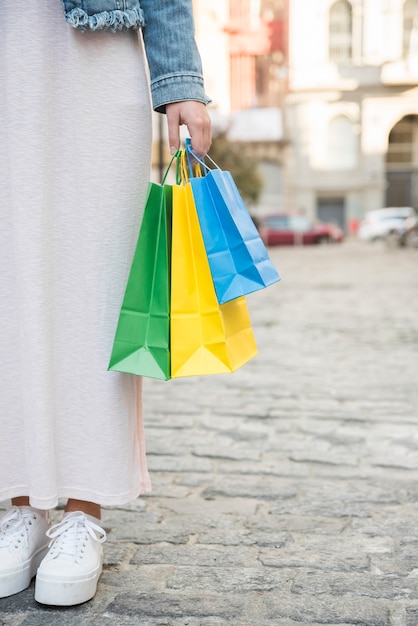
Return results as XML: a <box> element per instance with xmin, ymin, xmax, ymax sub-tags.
<box><xmin>286</xmin><ymin>0</ymin><xmax>418</xmax><ymax>232</ymax></box>
<box><xmin>193</xmin><ymin>0</ymin><xmax>288</xmax><ymax>214</ymax></box>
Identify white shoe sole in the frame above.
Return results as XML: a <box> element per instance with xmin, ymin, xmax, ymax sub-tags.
<box><xmin>0</xmin><ymin>545</ymin><xmax>49</xmax><ymax>599</ymax></box>
<box><xmin>34</xmin><ymin>561</ymin><xmax>102</xmax><ymax>606</ymax></box>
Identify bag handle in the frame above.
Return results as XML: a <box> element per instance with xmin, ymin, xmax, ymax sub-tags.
<box><xmin>176</xmin><ymin>150</ymin><xmax>189</xmax><ymax>185</ymax></box>
<box><xmin>176</xmin><ymin>148</ymin><xmax>204</xmax><ymax>185</ymax></box>
<box><xmin>185</xmin><ymin>138</ymin><xmax>220</xmax><ymax>175</ymax></box>
<box><xmin>160</xmin><ymin>139</ymin><xmax>216</xmax><ymax>187</ymax></box>
<box><xmin>161</xmin><ymin>150</ymin><xmax>183</xmax><ymax>185</ymax></box>
<box><xmin>161</xmin><ymin>148</ymin><xmax>199</xmax><ymax>187</ymax></box>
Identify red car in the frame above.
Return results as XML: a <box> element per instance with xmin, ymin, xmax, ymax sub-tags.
<box><xmin>258</xmin><ymin>214</ymin><xmax>344</xmax><ymax>246</ymax></box>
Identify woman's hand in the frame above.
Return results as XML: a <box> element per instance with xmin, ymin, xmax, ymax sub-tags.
<box><xmin>166</xmin><ymin>101</ymin><xmax>212</xmax><ymax>157</ymax></box>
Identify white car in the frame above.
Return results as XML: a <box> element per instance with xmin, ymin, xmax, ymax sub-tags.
<box><xmin>358</xmin><ymin>207</ymin><xmax>416</xmax><ymax>241</ymax></box>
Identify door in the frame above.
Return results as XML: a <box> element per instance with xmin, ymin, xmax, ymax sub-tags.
<box><xmin>386</xmin><ymin>115</ymin><xmax>418</xmax><ymax>209</ymax></box>
<box><xmin>385</xmin><ymin>169</ymin><xmax>418</xmax><ymax>207</ymax></box>
<box><xmin>316</xmin><ymin>197</ymin><xmax>346</xmax><ymax>230</ymax></box>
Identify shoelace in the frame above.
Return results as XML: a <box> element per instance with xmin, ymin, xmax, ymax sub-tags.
<box><xmin>46</xmin><ymin>513</ymin><xmax>106</xmax><ymax>562</ymax></box>
<box><xmin>0</xmin><ymin>506</ymin><xmax>38</xmax><ymax>549</ymax></box>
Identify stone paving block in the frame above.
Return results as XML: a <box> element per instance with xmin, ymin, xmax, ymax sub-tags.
<box><xmin>192</xmin><ymin>445</ymin><xmax>263</xmax><ymax>461</ymax></box>
<box><xmin>369</xmin><ymin>554</ymin><xmax>418</xmax><ymax>577</ymax></box>
<box><xmin>269</xmin><ymin>499</ymin><xmax>377</xmax><ymax>518</ymax></box>
<box><xmin>100</xmin><ymin>566</ymin><xmax>174</xmax><ymax>593</ymax></box>
<box><xmin>200</xmin><ymin>476</ymin><xmax>297</xmax><ymax>501</ymax></box>
<box><xmin>406</xmin><ymin>605</ymin><xmax>418</xmax><ymax>625</ymax></box>
<box><xmin>131</xmin><ymin>543</ymin><xmax>258</xmax><ymax>568</ymax></box>
<box><xmin>103</xmin><ymin>510</ymin><xmax>192</xmax><ymax>545</ymax></box>
<box><xmin>195</xmin><ymin>528</ymin><xmax>255</xmax><ymax>546</ymax></box>
<box><xmin>106</xmin><ymin>592</ymin><xmax>245</xmax><ymax>619</ymax></box>
<box><xmin>0</xmin><ymin>587</ymin><xmax>39</xmax><ymax>616</ymax></box>
<box><xmin>291</xmin><ymin>570</ymin><xmax>418</xmax><ymax>600</ymax></box>
<box><xmin>153</xmin><ymin>495</ymin><xmax>258</xmax><ymax>517</ymax></box>
<box><xmin>259</xmin><ymin>545</ymin><xmax>370</xmax><ymax>572</ymax></box>
<box><xmin>199</xmin><ymin>416</ymin><xmax>275</xmax><ymax>438</ymax></box>
<box><xmin>146</xmin><ymin>455</ymin><xmax>213</xmax><ymax>473</ymax></box>
<box><xmin>289</xmin><ymin>451</ymin><xmax>359</xmax><ymax>466</ymax></box>
<box><xmin>103</xmin><ymin>542</ymin><xmax>136</xmax><ymax>568</ymax></box>
<box><xmin>348</xmin><ymin>506</ymin><xmax>418</xmax><ymax>538</ymax></box>
<box><xmin>0</xmin><ymin>585</ymin><xmax>95</xmax><ymax>624</ymax></box>
<box><xmin>165</xmin><ymin>565</ymin><xmax>284</xmax><ymax>593</ymax></box>
<box><xmin>257</xmin><ymin>588</ymin><xmax>392</xmax><ymax>625</ymax></box>
<box><xmin>245</xmin><ymin>513</ymin><xmax>348</xmax><ymax>536</ymax></box>
<box><xmin>217</xmin><ymin>458</ymin><xmax>311</xmax><ymax>478</ymax></box>
<box><xmin>142</xmin><ymin>483</ymin><xmax>192</xmax><ymax>500</ymax></box>
<box><xmin>369</xmin><ymin>456</ymin><xmax>418</xmax><ymax>470</ymax></box>
<box><xmin>0</xmin><ymin>614</ymin><xmax>29</xmax><ymax>626</ymax></box>
<box><xmin>263</xmin><ymin>529</ymin><xmax>393</xmax><ymax>556</ymax></box>
<box><xmin>103</xmin><ymin>498</ymin><xmax>147</xmax><ymax>513</ymax></box>
<box><xmin>304</xmin><ymin>480</ymin><xmax>401</xmax><ymax>505</ymax></box>
<box><xmin>175</xmin><ymin>469</ymin><xmax>215</xmax><ymax>489</ymax></box>
<box><xmin>96</xmin><ymin>619</ymin><xmax>233</xmax><ymax>626</ymax></box>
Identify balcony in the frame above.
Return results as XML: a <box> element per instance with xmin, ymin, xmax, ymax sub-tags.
<box><xmin>381</xmin><ymin>58</ymin><xmax>418</xmax><ymax>85</ymax></box>
<box><xmin>225</xmin><ymin>18</ymin><xmax>285</xmax><ymax>56</ymax></box>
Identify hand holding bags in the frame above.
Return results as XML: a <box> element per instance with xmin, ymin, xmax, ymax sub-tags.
<box><xmin>109</xmin><ymin>145</ymin><xmax>280</xmax><ymax>380</ymax></box>
<box><xmin>184</xmin><ymin>140</ymin><xmax>280</xmax><ymax>304</ymax></box>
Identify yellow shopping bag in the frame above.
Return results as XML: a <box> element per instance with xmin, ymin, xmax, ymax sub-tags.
<box><xmin>170</xmin><ymin>180</ymin><xmax>258</xmax><ymax>378</ymax></box>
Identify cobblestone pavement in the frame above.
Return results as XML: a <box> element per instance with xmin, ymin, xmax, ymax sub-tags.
<box><xmin>1</xmin><ymin>240</ymin><xmax>418</xmax><ymax>626</ymax></box>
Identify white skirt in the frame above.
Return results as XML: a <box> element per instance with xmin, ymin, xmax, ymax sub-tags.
<box><xmin>0</xmin><ymin>0</ymin><xmax>152</xmax><ymax>508</ymax></box>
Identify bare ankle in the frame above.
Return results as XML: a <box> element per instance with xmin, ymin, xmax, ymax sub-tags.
<box><xmin>11</xmin><ymin>497</ymin><xmax>30</xmax><ymax>507</ymax></box>
<box><xmin>65</xmin><ymin>499</ymin><xmax>101</xmax><ymax>520</ymax></box>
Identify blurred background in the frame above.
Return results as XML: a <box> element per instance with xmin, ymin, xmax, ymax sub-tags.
<box><xmin>151</xmin><ymin>0</ymin><xmax>418</xmax><ymax>246</ymax></box>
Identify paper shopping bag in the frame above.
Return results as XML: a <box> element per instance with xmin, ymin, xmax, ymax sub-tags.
<box><xmin>170</xmin><ymin>182</ymin><xmax>258</xmax><ymax>378</ymax></box>
<box><xmin>186</xmin><ymin>145</ymin><xmax>280</xmax><ymax>304</ymax></box>
<box><xmin>108</xmin><ymin>182</ymin><xmax>171</xmax><ymax>380</ymax></box>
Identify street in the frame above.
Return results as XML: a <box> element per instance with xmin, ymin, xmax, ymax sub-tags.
<box><xmin>1</xmin><ymin>239</ymin><xmax>418</xmax><ymax>625</ymax></box>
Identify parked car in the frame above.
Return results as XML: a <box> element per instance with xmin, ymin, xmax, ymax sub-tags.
<box><xmin>358</xmin><ymin>207</ymin><xmax>415</xmax><ymax>241</ymax></box>
<box><xmin>385</xmin><ymin>213</ymin><xmax>418</xmax><ymax>248</ymax></box>
<box><xmin>258</xmin><ymin>214</ymin><xmax>344</xmax><ymax>246</ymax></box>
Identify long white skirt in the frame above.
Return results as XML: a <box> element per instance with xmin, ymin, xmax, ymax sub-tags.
<box><xmin>0</xmin><ymin>0</ymin><xmax>152</xmax><ymax>508</ymax></box>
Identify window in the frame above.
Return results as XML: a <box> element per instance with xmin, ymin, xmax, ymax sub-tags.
<box><xmin>329</xmin><ymin>0</ymin><xmax>353</xmax><ymax>63</ymax></box>
<box><xmin>387</xmin><ymin>115</ymin><xmax>418</xmax><ymax>165</ymax></box>
<box><xmin>326</xmin><ymin>116</ymin><xmax>357</xmax><ymax>169</ymax></box>
<box><xmin>265</xmin><ymin>216</ymin><xmax>289</xmax><ymax>230</ymax></box>
<box><xmin>288</xmin><ymin>216</ymin><xmax>311</xmax><ymax>232</ymax></box>
<box><xmin>403</xmin><ymin>0</ymin><xmax>418</xmax><ymax>58</ymax></box>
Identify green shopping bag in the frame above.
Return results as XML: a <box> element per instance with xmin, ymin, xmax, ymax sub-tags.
<box><xmin>108</xmin><ymin>182</ymin><xmax>172</xmax><ymax>380</ymax></box>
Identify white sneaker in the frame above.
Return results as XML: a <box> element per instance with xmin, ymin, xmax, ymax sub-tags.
<box><xmin>0</xmin><ymin>506</ymin><xmax>50</xmax><ymax>598</ymax></box>
<box><xmin>34</xmin><ymin>511</ymin><xmax>106</xmax><ymax>606</ymax></box>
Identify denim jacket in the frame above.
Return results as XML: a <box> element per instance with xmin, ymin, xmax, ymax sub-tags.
<box><xmin>60</xmin><ymin>0</ymin><xmax>210</xmax><ymax>112</ymax></box>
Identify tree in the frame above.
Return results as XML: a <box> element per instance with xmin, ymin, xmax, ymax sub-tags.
<box><xmin>208</xmin><ymin>133</ymin><xmax>264</xmax><ymax>208</ymax></box>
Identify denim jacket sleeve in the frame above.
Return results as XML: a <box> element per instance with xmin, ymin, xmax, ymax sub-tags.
<box><xmin>60</xmin><ymin>0</ymin><xmax>211</xmax><ymax>112</ymax></box>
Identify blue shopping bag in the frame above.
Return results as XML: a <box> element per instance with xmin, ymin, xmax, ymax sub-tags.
<box><xmin>185</xmin><ymin>140</ymin><xmax>280</xmax><ymax>304</ymax></box>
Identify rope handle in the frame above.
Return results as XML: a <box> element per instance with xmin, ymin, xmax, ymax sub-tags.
<box><xmin>160</xmin><ymin>139</ymin><xmax>219</xmax><ymax>186</ymax></box>
<box><xmin>184</xmin><ymin>137</ymin><xmax>220</xmax><ymax>177</ymax></box>
<box><xmin>177</xmin><ymin>148</ymin><xmax>204</xmax><ymax>185</ymax></box>
<box><xmin>160</xmin><ymin>148</ymin><xmax>201</xmax><ymax>186</ymax></box>
<box><xmin>161</xmin><ymin>150</ymin><xmax>181</xmax><ymax>185</ymax></box>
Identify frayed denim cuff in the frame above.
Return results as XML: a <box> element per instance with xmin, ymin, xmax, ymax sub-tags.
<box><xmin>65</xmin><ymin>7</ymin><xmax>145</xmax><ymax>32</ymax></box>
<box><xmin>151</xmin><ymin>73</ymin><xmax>211</xmax><ymax>113</ymax></box>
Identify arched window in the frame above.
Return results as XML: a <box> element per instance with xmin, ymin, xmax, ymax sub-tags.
<box><xmin>329</xmin><ymin>0</ymin><xmax>353</xmax><ymax>63</ymax></box>
<box><xmin>387</xmin><ymin>115</ymin><xmax>418</xmax><ymax>165</ymax></box>
<box><xmin>403</xmin><ymin>0</ymin><xmax>418</xmax><ymax>58</ymax></box>
<box><xmin>326</xmin><ymin>116</ymin><xmax>357</xmax><ymax>169</ymax></box>
<box><xmin>386</xmin><ymin>115</ymin><xmax>418</xmax><ymax>207</ymax></box>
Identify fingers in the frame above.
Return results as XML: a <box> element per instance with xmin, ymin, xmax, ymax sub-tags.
<box><xmin>166</xmin><ymin>104</ymin><xmax>181</xmax><ymax>154</ymax></box>
<box><xmin>181</xmin><ymin>101</ymin><xmax>212</xmax><ymax>156</ymax></box>
<box><xmin>166</xmin><ymin>101</ymin><xmax>212</xmax><ymax>157</ymax></box>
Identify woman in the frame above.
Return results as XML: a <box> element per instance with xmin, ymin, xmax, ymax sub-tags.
<box><xmin>0</xmin><ymin>0</ymin><xmax>211</xmax><ymax>606</ymax></box>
